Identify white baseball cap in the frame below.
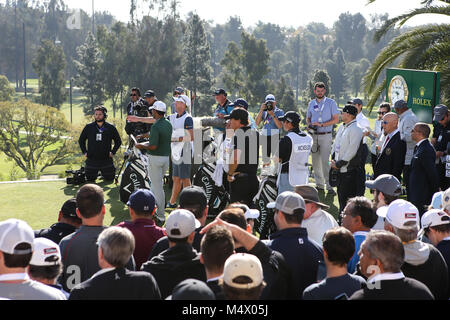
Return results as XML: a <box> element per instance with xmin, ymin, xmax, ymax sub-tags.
<box><xmin>442</xmin><ymin>187</ymin><xmax>450</xmax><ymax>211</ymax></box>
<box><xmin>239</xmin><ymin>204</ymin><xmax>260</xmax><ymax>220</ymax></box>
<box><xmin>376</xmin><ymin>205</ymin><xmax>388</xmax><ymax>218</ymax></box>
<box><xmin>223</xmin><ymin>253</ymin><xmax>263</xmax><ymax>289</ymax></box>
<box><xmin>29</xmin><ymin>238</ymin><xmax>61</xmax><ymax>266</ymax></box>
<box><xmin>421</xmin><ymin>209</ymin><xmax>450</xmax><ymax>229</ymax></box>
<box><xmin>265</xmin><ymin>94</ymin><xmax>276</xmax><ymax>102</ymax></box>
<box><xmin>431</xmin><ymin>191</ymin><xmax>444</xmax><ymax>210</ymax></box>
<box><xmin>385</xmin><ymin>199</ymin><xmax>419</xmax><ymax>229</ymax></box>
<box><xmin>174</xmin><ymin>94</ymin><xmax>191</xmax><ymax>107</ymax></box>
<box><xmin>151</xmin><ymin>101</ymin><xmax>167</xmax><ymax>113</ymax></box>
<box><xmin>165</xmin><ymin>209</ymin><xmax>201</xmax><ymax>239</ymax></box>
<box><xmin>0</xmin><ymin>219</ymin><xmax>34</xmax><ymax>255</ymax></box>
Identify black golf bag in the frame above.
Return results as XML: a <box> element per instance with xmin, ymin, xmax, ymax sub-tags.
<box><xmin>253</xmin><ymin>175</ymin><xmax>278</xmax><ymax>239</ymax></box>
<box><xmin>119</xmin><ymin>146</ymin><xmax>151</xmax><ymax>204</ymax></box>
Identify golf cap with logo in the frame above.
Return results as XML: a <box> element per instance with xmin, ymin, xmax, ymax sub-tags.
<box><xmin>365</xmin><ymin>174</ymin><xmax>402</xmax><ymax>196</ymax></box>
<box><xmin>223</xmin><ymin>253</ymin><xmax>263</xmax><ymax>289</ymax></box>
<box><xmin>174</xmin><ymin>94</ymin><xmax>191</xmax><ymax>107</ymax></box>
<box><xmin>431</xmin><ymin>191</ymin><xmax>444</xmax><ymax>209</ymax></box>
<box><xmin>61</xmin><ymin>198</ymin><xmax>78</xmax><ymax>219</ymax></box>
<box><xmin>213</xmin><ymin>88</ymin><xmax>227</xmax><ymax>96</ymax></box>
<box><xmin>29</xmin><ymin>238</ymin><xmax>61</xmax><ymax>266</ymax></box>
<box><xmin>433</xmin><ymin>104</ymin><xmax>448</xmax><ymax>122</ymax></box>
<box><xmin>233</xmin><ymin>98</ymin><xmax>249</xmax><ymax>110</ymax></box>
<box><xmin>179</xmin><ymin>186</ymin><xmax>207</xmax><ymax>209</ymax></box>
<box><xmin>150</xmin><ymin>101</ymin><xmax>166</xmax><ymax>113</ymax></box>
<box><xmin>294</xmin><ymin>184</ymin><xmax>329</xmax><ymax>209</ymax></box>
<box><xmin>166</xmin><ymin>279</ymin><xmax>215</xmax><ymax>300</ymax></box>
<box><xmin>265</xmin><ymin>94</ymin><xmax>276</xmax><ymax>103</ymax></box>
<box><xmin>127</xmin><ymin>189</ymin><xmax>156</xmax><ymax>214</ymax></box>
<box><xmin>224</xmin><ymin>108</ymin><xmax>249</xmax><ymax>123</ymax></box>
<box><xmin>342</xmin><ymin>104</ymin><xmax>358</xmax><ymax>116</ymax></box>
<box><xmin>352</xmin><ymin>98</ymin><xmax>363</xmax><ymax>106</ymax></box>
<box><xmin>267</xmin><ymin>191</ymin><xmax>305</xmax><ymax>215</ymax></box>
<box><xmin>394</xmin><ymin>99</ymin><xmax>408</xmax><ymax>109</ymax></box>
<box><xmin>421</xmin><ymin>209</ymin><xmax>450</xmax><ymax>229</ymax></box>
<box><xmin>174</xmin><ymin>87</ymin><xmax>185</xmax><ymax>94</ymax></box>
<box><xmin>165</xmin><ymin>209</ymin><xmax>200</xmax><ymax>239</ymax></box>
<box><xmin>278</xmin><ymin>111</ymin><xmax>301</xmax><ymax>126</ymax></box>
<box><xmin>144</xmin><ymin>90</ymin><xmax>156</xmax><ymax>98</ymax></box>
<box><xmin>442</xmin><ymin>187</ymin><xmax>450</xmax><ymax>211</ymax></box>
<box><xmin>0</xmin><ymin>219</ymin><xmax>34</xmax><ymax>255</ymax></box>
<box><xmin>385</xmin><ymin>199</ymin><xmax>419</xmax><ymax>229</ymax></box>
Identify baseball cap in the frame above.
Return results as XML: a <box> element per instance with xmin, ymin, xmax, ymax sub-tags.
<box><xmin>394</xmin><ymin>99</ymin><xmax>408</xmax><ymax>109</ymax></box>
<box><xmin>0</xmin><ymin>219</ymin><xmax>34</xmax><ymax>255</ymax></box>
<box><xmin>278</xmin><ymin>111</ymin><xmax>301</xmax><ymax>126</ymax></box>
<box><xmin>224</xmin><ymin>108</ymin><xmax>249</xmax><ymax>123</ymax></box>
<box><xmin>294</xmin><ymin>185</ymin><xmax>329</xmax><ymax>209</ymax></box>
<box><xmin>174</xmin><ymin>87</ymin><xmax>185</xmax><ymax>94</ymax></box>
<box><xmin>342</xmin><ymin>104</ymin><xmax>358</xmax><ymax>116</ymax></box>
<box><xmin>421</xmin><ymin>209</ymin><xmax>450</xmax><ymax>229</ymax></box>
<box><xmin>165</xmin><ymin>209</ymin><xmax>200</xmax><ymax>239</ymax></box>
<box><xmin>238</xmin><ymin>204</ymin><xmax>260</xmax><ymax>220</ymax></box>
<box><xmin>443</xmin><ymin>187</ymin><xmax>450</xmax><ymax>211</ymax></box>
<box><xmin>433</xmin><ymin>104</ymin><xmax>448</xmax><ymax>122</ymax></box>
<box><xmin>223</xmin><ymin>253</ymin><xmax>263</xmax><ymax>289</ymax></box>
<box><xmin>126</xmin><ymin>189</ymin><xmax>156</xmax><ymax>214</ymax></box>
<box><xmin>144</xmin><ymin>90</ymin><xmax>155</xmax><ymax>98</ymax></box>
<box><xmin>267</xmin><ymin>191</ymin><xmax>305</xmax><ymax>215</ymax></box>
<box><xmin>385</xmin><ymin>199</ymin><xmax>419</xmax><ymax>229</ymax></box>
<box><xmin>431</xmin><ymin>191</ymin><xmax>444</xmax><ymax>209</ymax></box>
<box><xmin>265</xmin><ymin>94</ymin><xmax>276</xmax><ymax>102</ymax></box>
<box><xmin>352</xmin><ymin>98</ymin><xmax>363</xmax><ymax>105</ymax></box>
<box><xmin>166</xmin><ymin>279</ymin><xmax>215</xmax><ymax>300</ymax></box>
<box><xmin>174</xmin><ymin>94</ymin><xmax>191</xmax><ymax>107</ymax></box>
<box><xmin>61</xmin><ymin>198</ymin><xmax>78</xmax><ymax>219</ymax></box>
<box><xmin>29</xmin><ymin>238</ymin><xmax>61</xmax><ymax>266</ymax></box>
<box><xmin>233</xmin><ymin>98</ymin><xmax>249</xmax><ymax>110</ymax></box>
<box><xmin>376</xmin><ymin>205</ymin><xmax>389</xmax><ymax>218</ymax></box>
<box><xmin>213</xmin><ymin>88</ymin><xmax>227</xmax><ymax>96</ymax></box>
<box><xmin>150</xmin><ymin>101</ymin><xmax>166</xmax><ymax>113</ymax></box>
<box><xmin>365</xmin><ymin>174</ymin><xmax>402</xmax><ymax>197</ymax></box>
<box><xmin>179</xmin><ymin>186</ymin><xmax>207</xmax><ymax>209</ymax></box>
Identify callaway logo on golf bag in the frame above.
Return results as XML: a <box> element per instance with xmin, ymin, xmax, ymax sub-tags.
<box><xmin>253</xmin><ymin>175</ymin><xmax>278</xmax><ymax>240</ymax></box>
<box><xmin>119</xmin><ymin>145</ymin><xmax>150</xmax><ymax>204</ymax></box>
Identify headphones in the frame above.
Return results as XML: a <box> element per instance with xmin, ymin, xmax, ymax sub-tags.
<box><xmin>95</xmin><ymin>106</ymin><xmax>108</xmax><ymax>119</ymax></box>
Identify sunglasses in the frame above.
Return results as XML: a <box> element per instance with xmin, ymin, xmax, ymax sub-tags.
<box><xmin>378</xmin><ymin>111</ymin><xmax>386</xmax><ymax>115</ymax></box>
<box><xmin>382</xmin><ymin>121</ymin><xmax>388</xmax><ymax>125</ymax></box>
<box><xmin>130</xmin><ymin>94</ymin><xmax>137</xmax><ymax>97</ymax></box>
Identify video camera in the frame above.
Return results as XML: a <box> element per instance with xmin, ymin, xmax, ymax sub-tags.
<box><xmin>264</xmin><ymin>101</ymin><xmax>274</xmax><ymax>112</ymax></box>
<box><xmin>201</xmin><ymin>117</ymin><xmax>227</xmax><ymax>128</ymax></box>
<box><xmin>66</xmin><ymin>167</ymin><xmax>86</xmax><ymax>185</ymax></box>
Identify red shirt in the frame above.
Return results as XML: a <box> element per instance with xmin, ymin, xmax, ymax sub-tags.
<box><xmin>117</xmin><ymin>218</ymin><xmax>165</xmax><ymax>270</ymax></box>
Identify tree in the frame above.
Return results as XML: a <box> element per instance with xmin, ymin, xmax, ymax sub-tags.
<box><xmin>326</xmin><ymin>47</ymin><xmax>346</xmax><ymax>104</ymax></box>
<box><xmin>32</xmin><ymin>40</ymin><xmax>67</xmax><ymax>109</ymax></box>
<box><xmin>253</xmin><ymin>22</ymin><xmax>286</xmax><ymax>52</ymax></box>
<box><xmin>276</xmin><ymin>76</ymin><xmax>296</xmax><ymax>112</ymax></box>
<box><xmin>0</xmin><ymin>99</ymin><xmax>74</xmax><ymax>180</ymax></box>
<box><xmin>333</xmin><ymin>12</ymin><xmax>367</xmax><ymax>62</ymax></box>
<box><xmin>74</xmin><ymin>32</ymin><xmax>106</xmax><ymax>115</ymax></box>
<box><xmin>182</xmin><ymin>13</ymin><xmax>213</xmax><ymax>116</ymax></box>
<box><xmin>220</xmin><ymin>41</ymin><xmax>246</xmax><ymax>99</ymax></box>
<box><xmin>269</xmin><ymin>50</ymin><xmax>287</xmax><ymax>81</ymax></box>
<box><xmin>0</xmin><ymin>75</ymin><xmax>14</xmax><ymax>101</ymax></box>
<box><xmin>363</xmin><ymin>0</ymin><xmax>450</xmax><ymax>109</ymax></box>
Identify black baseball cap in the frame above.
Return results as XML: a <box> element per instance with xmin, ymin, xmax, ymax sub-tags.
<box><xmin>224</xmin><ymin>108</ymin><xmax>249</xmax><ymax>123</ymax></box>
<box><xmin>278</xmin><ymin>111</ymin><xmax>301</xmax><ymax>125</ymax></box>
<box><xmin>174</xmin><ymin>87</ymin><xmax>184</xmax><ymax>94</ymax></box>
<box><xmin>127</xmin><ymin>189</ymin><xmax>156</xmax><ymax>214</ymax></box>
<box><xmin>179</xmin><ymin>186</ymin><xmax>207</xmax><ymax>209</ymax></box>
<box><xmin>144</xmin><ymin>90</ymin><xmax>156</xmax><ymax>98</ymax></box>
<box><xmin>213</xmin><ymin>88</ymin><xmax>227</xmax><ymax>96</ymax></box>
<box><xmin>166</xmin><ymin>279</ymin><xmax>215</xmax><ymax>300</ymax></box>
<box><xmin>61</xmin><ymin>198</ymin><xmax>78</xmax><ymax>219</ymax></box>
<box><xmin>342</xmin><ymin>104</ymin><xmax>358</xmax><ymax>116</ymax></box>
<box><xmin>233</xmin><ymin>98</ymin><xmax>249</xmax><ymax>110</ymax></box>
<box><xmin>352</xmin><ymin>98</ymin><xmax>363</xmax><ymax>105</ymax></box>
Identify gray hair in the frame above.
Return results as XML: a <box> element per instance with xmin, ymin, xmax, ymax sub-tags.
<box><xmin>362</xmin><ymin>230</ymin><xmax>404</xmax><ymax>273</ymax></box>
<box><xmin>97</xmin><ymin>227</ymin><xmax>135</xmax><ymax>268</ymax></box>
<box><xmin>392</xmin><ymin>221</ymin><xmax>419</xmax><ymax>243</ymax></box>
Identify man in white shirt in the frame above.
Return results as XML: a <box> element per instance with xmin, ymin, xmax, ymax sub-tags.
<box><xmin>369</xmin><ymin>103</ymin><xmax>391</xmax><ymax>172</ymax></box>
<box><xmin>294</xmin><ymin>184</ymin><xmax>338</xmax><ymax>245</ymax></box>
<box><xmin>353</xmin><ymin>98</ymin><xmax>370</xmax><ymax>196</ymax></box>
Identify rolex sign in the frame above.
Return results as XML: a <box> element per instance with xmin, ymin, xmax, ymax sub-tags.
<box><xmin>386</xmin><ymin>68</ymin><xmax>440</xmax><ymax>123</ymax></box>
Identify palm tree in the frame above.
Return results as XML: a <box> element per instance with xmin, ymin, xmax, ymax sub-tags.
<box><xmin>363</xmin><ymin>0</ymin><xmax>450</xmax><ymax>110</ymax></box>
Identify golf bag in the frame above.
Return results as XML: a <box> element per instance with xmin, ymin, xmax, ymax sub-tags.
<box><xmin>119</xmin><ymin>145</ymin><xmax>151</xmax><ymax>204</ymax></box>
<box><xmin>253</xmin><ymin>175</ymin><xmax>278</xmax><ymax>239</ymax></box>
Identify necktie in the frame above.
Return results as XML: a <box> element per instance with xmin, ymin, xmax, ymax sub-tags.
<box><xmin>382</xmin><ymin>135</ymin><xmax>390</xmax><ymax>151</ymax></box>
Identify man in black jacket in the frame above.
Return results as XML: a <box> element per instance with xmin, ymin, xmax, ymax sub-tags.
<box><xmin>69</xmin><ymin>227</ymin><xmax>161</xmax><ymax>300</ymax></box>
<box><xmin>374</xmin><ymin>112</ymin><xmax>406</xmax><ymax>182</ymax></box>
<box><xmin>141</xmin><ymin>209</ymin><xmax>206</xmax><ymax>299</ymax></box>
<box><xmin>350</xmin><ymin>230</ymin><xmax>434</xmax><ymax>300</ymax></box>
<box><xmin>78</xmin><ymin>106</ymin><xmax>122</xmax><ymax>182</ymax></box>
<box><xmin>410</xmin><ymin>123</ymin><xmax>440</xmax><ymax>215</ymax></box>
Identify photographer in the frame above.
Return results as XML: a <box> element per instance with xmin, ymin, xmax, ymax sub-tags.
<box><xmin>256</xmin><ymin>94</ymin><xmax>284</xmax><ymax>167</ymax></box>
<box><xmin>79</xmin><ymin>106</ymin><xmax>122</xmax><ymax>182</ymax></box>
<box><xmin>125</xmin><ymin>88</ymin><xmax>153</xmax><ymax>140</ymax></box>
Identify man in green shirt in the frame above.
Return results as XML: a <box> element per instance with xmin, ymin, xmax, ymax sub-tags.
<box><xmin>136</xmin><ymin>101</ymin><xmax>172</xmax><ymax>224</ymax></box>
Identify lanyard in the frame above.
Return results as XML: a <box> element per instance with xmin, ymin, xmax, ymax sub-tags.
<box><xmin>0</xmin><ymin>273</ymin><xmax>30</xmax><ymax>282</ymax></box>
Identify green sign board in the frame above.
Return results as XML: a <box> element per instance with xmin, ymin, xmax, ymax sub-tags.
<box><xmin>386</xmin><ymin>68</ymin><xmax>440</xmax><ymax>123</ymax></box>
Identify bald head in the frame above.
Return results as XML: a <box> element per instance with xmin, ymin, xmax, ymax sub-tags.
<box><xmin>382</xmin><ymin>112</ymin><xmax>398</xmax><ymax>134</ymax></box>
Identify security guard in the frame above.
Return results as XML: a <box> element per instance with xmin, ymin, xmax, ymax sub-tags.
<box><xmin>434</xmin><ymin>104</ymin><xmax>450</xmax><ymax>190</ymax></box>
<box><xmin>331</xmin><ymin>104</ymin><xmax>364</xmax><ymax>215</ymax></box>
<box><xmin>277</xmin><ymin>111</ymin><xmax>313</xmax><ymax>194</ymax></box>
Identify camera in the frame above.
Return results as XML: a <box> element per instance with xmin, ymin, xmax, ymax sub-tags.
<box><xmin>308</xmin><ymin>124</ymin><xmax>318</xmax><ymax>132</ymax></box>
<box><xmin>201</xmin><ymin>117</ymin><xmax>226</xmax><ymax>128</ymax></box>
<box><xmin>264</xmin><ymin>101</ymin><xmax>274</xmax><ymax>111</ymax></box>
<box><xmin>66</xmin><ymin>167</ymin><xmax>86</xmax><ymax>185</ymax></box>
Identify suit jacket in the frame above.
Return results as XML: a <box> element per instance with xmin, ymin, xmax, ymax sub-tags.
<box><xmin>409</xmin><ymin>139</ymin><xmax>439</xmax><ymax>214</ymax></box>
<box><xmin>374</xmin><ymin>131</ymin><xmax>406</xmax><ymax>181</ymax></box>
<box><xmin>68</xmin><ymin>267</ymin><xmax>161</xmax><ymax>300</ymax></box>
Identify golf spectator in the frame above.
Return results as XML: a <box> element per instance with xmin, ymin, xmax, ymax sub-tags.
<box><xmin>384</xmin><ymin>199</ymin><xmax>448</xmax><ymax>300</ymax></box>
<box><xmin>365</xmin><ymin>174</ymin><xmax>402</xmax><ymax>230</ymax></box>
<box><xmin>217</xmin><ymin>208</ymin><xmax>295</xmax><ymax>299</ymax></box>
<box><xmin>69</xmin><ymin>227</ymin><xmax>161</xmax><ymax>300</ymax></box>
<box><xmin>59</xmin><ymin>184</ymin><xmax>135</xmax><ymax>292</ymax></box>
<box><xmin>228</xmin><ymin>203</ymin><xmax>260</xmax><ymax>234</ymax></box>
<box><xmin>444</xmin><ymin>187</ymin><xmax>450</xmax><ymax>213</ymax></box>
<box><xmin>421</xmin><ymin>208</ymin><xmax>450</xmax><ymax>298</ymax></box>
<box><xmin>117</xmin><ymin>189</ymin><xmax>165</xmax><ymax>270</ymax></box>
<box><xmin>171</xmin><ymin>87</ymin><xmax>186</xmax><ymax>114</ymax></box>
<box><xmin>200</xmin><ymin>225</ymin><xmax>235</xmax><ymax>300</ymax></box>
<box><xmin>341</xmin><ymin>197</ymin><xmax>378</xmax><ymax>274</ymax></box>
<box><xmin>409</xmin><ymin>122</ymin><xmax>439</xmax><ymax>215</ymax></box>
<box><xmin>213</xmin><ymin>88</ymin><xmax>233</xmax><ymax>132</ymax></box>
<box><xmin>266</xmin><ymin>191</ymin><xmax>323</xmax><ymax>299</ymax></box>
<box><xmin>369</xmin><ymin>102</ymin><xmax>390</xmax><ymax>170</ymax></box>
<box><xmin>167</xmin><ymin>279</ymin><xmax>215</xmax><ymax>300</ymax></box>
<box><xmin>222</xmin><ymin>253</ymin><xmax>265</xmax><ymax>300</ymax></box>
<box><xmin>353</xmin><ymin>98</ymin><xmax>371</xmax><ymax>196</ymax></box>
<box><xmin>27</xmin><ymin>238</ymin><xmax>68</xmax><ymax>298</ymax></box>
<box><xmin>230</xmin><ymin>98</ymin><xmax>257</xmax><ymax>129</ymax></box>
<box><xmin>0</xmin><ymin>219</ymin><xmax>66</xmax><ymax>300</ymax></box>
<box><xmin>34</xmin><ymin>198</ymin><xmax>81</xmax><ymax>244</ymax></box>
<box><xmin>350</xmin><ymin>230</ymin><xmax>434</xmax><ymax>300</ymax></box>
<box><xmin>303</xmin><ymin>227</ymin><xmax>366</xmax><ymax>300</ymax></box>
<box><xmin>141</xmin><ymin>209</ymin><xmax>206</xmax><ymax>299</ymax></box>
<box><xmin>294</xmin><ymin>185</ymin><xmax>338</xmax><ymax>246</ymax></box>
<box><xmin>433</xmin><ymin>104</ymin><xmax>450</xmax><ymax>190</ymax></box>
<box><xmin>149</xmin><ymin>186</ymin><xmax>208</xmax><ymax>258</ymax></box>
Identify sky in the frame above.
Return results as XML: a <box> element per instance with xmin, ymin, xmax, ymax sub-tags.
<box><xmin>59</xmin><ymin>0</ymin><xmax>450</xmax><ymax>28</ymax></box>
